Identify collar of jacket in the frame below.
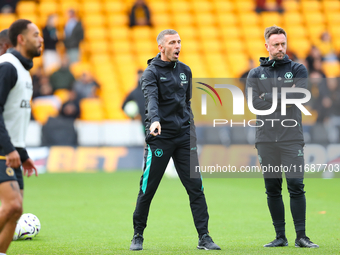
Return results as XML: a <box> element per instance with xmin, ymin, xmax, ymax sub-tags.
<box><xmin>147</xmin><ymin>53</ymin><xmax>177</xmax><ymax>68</ymax></box>
<box><xmin>7</xmin><ymin>48</ymin><xmax>33</xmax><ymax>71</ymax></box>
<box><xmin>259</xmin><ymin>54</ymin><xmax>291</xmax><ymax>68</ymax></box>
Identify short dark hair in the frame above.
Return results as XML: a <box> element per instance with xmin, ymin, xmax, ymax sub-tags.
<box><xmin>156</xmin><ymin>29</ymin><xmax>178</xmax><ymax>45</ymax></box>
<box><xmin>8</xmin><ymin>19</ymin><xmax>32</xmax><ymax>47</ymax></box>
<box><xmin>264</xmin><ymin>26</ymin><xmax>287</xmax><ymax>42</ymax></box>
<box><xmin>0</xmin><ymin>29</ymin><xmax>9</xmax><ymax>39</ymax></box>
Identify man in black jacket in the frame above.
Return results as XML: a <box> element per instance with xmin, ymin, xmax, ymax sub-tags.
<box><xmin>246</xmin><ymin>26</ymin><xmax>318</xmax><ymax>248</ymax></box>
<box><xmin>130</xmin><ymin>29</ymin><xmax>220</xmax><ymax>251</ymax></box>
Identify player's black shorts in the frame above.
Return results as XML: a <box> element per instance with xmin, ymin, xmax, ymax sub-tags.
<box><xmin>0</xmin><ymin>159</ymin><xmax>24</xmax><ymax>189</ymax></box>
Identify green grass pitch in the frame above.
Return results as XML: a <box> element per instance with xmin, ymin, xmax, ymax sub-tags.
<box><xmin>9</xmin><ymin>171</ymin><xmax>340</xmax><ymax>254</ymax></box>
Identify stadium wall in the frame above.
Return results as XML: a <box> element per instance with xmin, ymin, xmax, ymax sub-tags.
<box><xmin>28</xmin><ymin>144</ymin><xmax>340</xmax><ymax>173</ymax></box>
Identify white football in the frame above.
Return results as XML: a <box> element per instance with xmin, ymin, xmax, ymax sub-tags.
<box><xmin>124</xmin><ymin>101</ymin><xmax>139</xmax><ymax>118</ymax></box>
<box><xmin>25</xmin><ymin>213</ymin><xmax>41</xmax><ymax>236</ymax></box>
<box><xmin>16</xmin><ymin>214</ymin><xmax>37</xmax><ymax>240</ymax></box>
<box><xmin>13</xmin><ymin>222</ymin><xmax>21</xmax><ymax>241</ymax></box>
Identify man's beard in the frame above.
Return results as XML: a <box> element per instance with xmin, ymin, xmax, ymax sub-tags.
<box><xmin>27</xmin><ymin>47</ymin><xmax>41</xmax><ymax>59</ymax></box>
<box><xmin>273</xmin><ymin>52</ymin><xmax>284</xmax><ymax>60</ymax></box>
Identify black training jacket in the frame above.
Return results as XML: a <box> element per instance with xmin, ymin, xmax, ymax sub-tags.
<box><xmin>141</xmin><ymin>53</ymin><xmax>194</xmax><ymax>138</ymax></box>
<box><xmin>246</xmin><ymin>55</ymin><xmax>308</xmax><ymax>143</ymax></box>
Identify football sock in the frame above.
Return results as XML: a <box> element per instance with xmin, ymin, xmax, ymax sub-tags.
<box><xmin>296</xmin><ymin>230</ymin><xmax>306</xmax><ymax>239</ymax></box>
<box><xmin>276</xmin><ymin>231</ymin><xmax>286</xmax><ymax>239</ymax></box>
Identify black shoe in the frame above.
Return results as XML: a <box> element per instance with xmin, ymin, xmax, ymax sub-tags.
<box><xmin>130</xmin><ymin>233</ymin><xmax>144</xmax><ymax>251</ymax></box>
<box><xmin>295</xmin><ymin>236</ymin><xmax>319</xmax><ymax>248</ymax></box>
<box><xmin>197</xmin><ymin>234</ymin><xmax>221</xmax><ymax>250</ymax></box>
<box><xmin>263</xmin><ymin>237</ymin><xmax>288</xmax><ymax>247</ymax></box>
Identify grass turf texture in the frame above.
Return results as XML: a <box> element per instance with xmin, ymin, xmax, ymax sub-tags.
<box><xmin>9</xmin><ymin>172</ymin><xmax>340</xmax><ymax>255</ymax></box>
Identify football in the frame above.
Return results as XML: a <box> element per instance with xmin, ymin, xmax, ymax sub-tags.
<box><xmin>25</xmin><ymin>213</ymin><xmax>41</xmax><ymax>236</ymax></box>
<box><xmin>123</xmin><ymin>100</ymin><xmax>139</xmax><ymax>118</ymax></box>
<box><xmin>13</xmin><ymin>214</ymin><xmax>40</xmax><ymax>240</ymax></box>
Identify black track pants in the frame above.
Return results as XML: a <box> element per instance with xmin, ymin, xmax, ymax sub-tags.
<box><xmin>133</xmin><ymin>130</ymin><xmax>209</xmax><ymax>236</ymax></box>
<box><xmin>256</xmin><ymin>141</ymin><xmax>306</xmax><ymax>235</ymax></box>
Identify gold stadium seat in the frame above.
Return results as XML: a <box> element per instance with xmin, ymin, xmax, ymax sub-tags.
<box><xmin>195</xmin><ymin>13</ymin><xmax>216</xmax><ymax>27</ymax></box>
<box><xmin>169</xmin><ymin>1</ymin><xmax>191</xmax><ymax>13</ymax></box>
<box><xmin>152</xmin><ymin>25</ymin><xmax>172</xmax><ymax>39</ymax></box>
<box><xmin>224</xmin><ymin>39</ymin><xmax>244</xmax><ymax>53</ymax></box>
<box><xmin>213</xmin><ymin>0</ymin><xmax>234</xmax><ymax>13</ymax></box>
<box><xmin>192</xmin><ymin>1</ymin><xmax>213</xmax><ymax>13</ymax></box>
<box><xmin>301</xmin><ymin>0</ymin><xmax>321</xmax><ymax>12</ymax></box>
<box><xmin>181</xmin><ymin>55</ymin><xmax>203</xmax><ymax>68</ymax></box>
<box><xmin>84</xmin><ymin>28</ymin><xmax>107</xmax><ymax>41</ymax></box>
<box><xmin>176</xmin><ymin>27</ymin><xmax>196</xmax><ymax>40</ymax></box>
<box><xmin>249</xmin><ymin>50</ymin><xmax>268</xmax><ymax>63</ymax></box>
<box><xmin>322</xmin><ymin>1</ymin><xmax>340</xmax><ymax>12</ymax></box>
<box><xmin>151</xmin><ymin>13</ymin><xmax>171</xmax><ymax>26</ymax></box>
<box><xmin>220</xmin><ymin>26</ymin><xmax>241</xmax><ymax>40</ymax></box>
<box><xmin>328</xmin><ymin>25</ymin><xmax>340</xmax><ymax>42</ymax></box>
<box><xmin>306</xmin><ymin>24</ymin><xmax>326</xmax><ymax>44</ymax></box>
<box><xmin>0</xmin><ymin>14</ymin><xmax>16</xmax><ymax>30</ymax></box>
<box><xmin>107</xmin><ymin>14</ymin><xmax>129</xmax><ymax>27</ymax></box>
<box><xmin>32</xmin><ymin>103</ymin><xmax>59</xmax><ymax>125</ymax></box>
<box><xmin>38</xmin><ymin>1</ymin><xmax>58</xmax><ymax>16</ymax></box>
<box><xmin>227</xmin><ymin>53</ymin><xmax>249</xmax><ymax>77</ymax></box>
<box><xmin>82</xmin><ymin>14</ymin><xmax>106</xmax><ymax>29</ymax></box>
<box><xmin>103</xmin><ymin>0</ymin><xmax>126</xmax><ymax>14</ymax></box>
<box><xmin>322</xmin><ymin>62</ymin><xmax>340</xmax><ymax>77</ymax></box>
<box><xmin>234</xmin><ymin>0</ymin><xmax>256</xmax><ymax>13</ymax></box>
<box><xmin>204</xmin><ymin>53</ymin><xmax>226</xmax><ymax>67</ymax></box>
<box><xmin>198</xmin><ymin>26</ymin><xmax>219</xmax><ymax>40</ymax></box>
<box><xmin>60</xmin><ymin>2</ymin><xmax>80</xmax><ymax>15</ymax></box>
<box><xmin>325</xmin><ymin>12</ymin><xmax>340</xmax><ymax>25</ymax></box>
<box><xmin>80</xmin><ymin>98</ymin><xmax>105</xmax><ymax>121</ymax></box>
<box><xmin>173</xmin><ymin>13</ymin><xmax>194</xmax><ymax>27</ymax></box>
<box><xmin>333</xmin><ymin>37</ymin><xmax>340</xmax><ymax>53</ymax></box>
<box><xmin>136</xmin><ymin>53</ymin><xmax>154</xmax><ymax>69</ymax></box>
<box><xmin>91</xmin><ymin>54</ymin><xmax>112</xmax><ymax>65</ymax></box>
<box><xmin>111</xmin><ymin>40</ymin><xmax>132</xmax><ymax>54</ymax></box>
<box><xmin>241</xmin><ymin>26</ymin><xmax>262</xmax><ymax>39</ymax></box>
<box><xmin>303</xmin><ymin>12</ymin><xmax>325</xmax><ymax>26</ymax></box>
<box><xmin>245</xmin><ymin>39</ymin><xmax>265</xmax><ymax>56</ymax></box>
<box><xmin>108</xmin><ymin>27</ymin><xmax>130</xmax><ymax>41</ymax></box>
<box><xmin>88</xmin><ymin>41</ymin><xmax>109</xmax><ymax>55</ymax></box>
<box><xmin>16</xmin><ymin>1</ymin><xmax>37</xmax><ymax>15</ymax></box>
<box><xmin>113</xmin><ymin>53</ymin><xmax>134</xmax><ymax>65</ymax></box>
<box><xmin>149</xmin><ymin>2</ymin><xmax>169</xmax><ymax>14</ymax></box>
<box><xmin>70</xmin><ymin>61</ymin><xmax>91</xmax><ymax>79</ymax></box>
<box><xmin>202</xmin><ymin>40</ymin><xmax>222</xmax><ymax>54</ymax></box>
<box><xmin>283</xmin><ymin>0</ymin><xmax>300</xmax><ymax>12</ymax></box>
<box><xmin>286</xmin><ymin>25</ymin><xmax>307</xmax><ymax>39</ymax></box>
<box><xmin>134</xmin><ymin>40</ymin><xmax>157</xmax><ymax>54</ymax></box>
<box><xmin>190</xmin><ymin>64</ymin><xmax>209</xmax><ymax>78</ymax></box>
<box><xmin>54</xmin><ymin>89</ymin><xmax>70</xmax><ymax>104</ymax></box>
<box><xmin>260</xmin><ymin>12</ymin><xmax>282</xmax><ymax>28</ymax></box>
<box><xmin>239</xmin><ymin>12</ymin><xmax>260</xmax><ymax>26</ymax></box>
<box><xmin>131</xmin><ymin>26</ymin><xmax>153</xmax><ymax>40</ymax></box>
<box><xmin>216</xmin><ymin>12</ymin><xmax>238</xmax><ymax>27</ymax></box>
<box><xmin>182</xmin><ymin>39</ymin><xmax>199</xmax><ymax>53</ymax></box>
<box><xmin>17</xmin><ymin>14</ymin><xmax>39</xmax><ymax>27</ymax></box>
<box><xmin>282</xmin><ymin>12</ymin><xmax>303</xmax><ymax>25</ymax></box>
<box><xmin>81</xmin><ymin>1</ymin><xmax>102</xmax><ymax>14</ymax></box>
<box><xmin>288</xmin><ymin>39</ymin><xmax>311</xmax><ymax>59</ymax></box>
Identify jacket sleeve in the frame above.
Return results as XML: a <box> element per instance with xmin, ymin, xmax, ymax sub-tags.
<box><xmin>246</xmin><ymin>69</ymin><xmax>279</xmax><ymax>110</ymax></box>
<box><xmin>264</xmin><ymin>64</ymin><xmax>308</xmax><ymax>103</ymax></box>
<box><xmin>141</xmin><ymin>69</ymin><xmax>160</xmax><ymax>123</ymax></box>
<box><xmin>0</xmin><ymin>63</ymin><xmax>18</xmax><ymax>155</ymax></box>
<box><xmin>186</xmin><ymin>69</ymin><xmax>194</xmax><ymax>123</ymax></box>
